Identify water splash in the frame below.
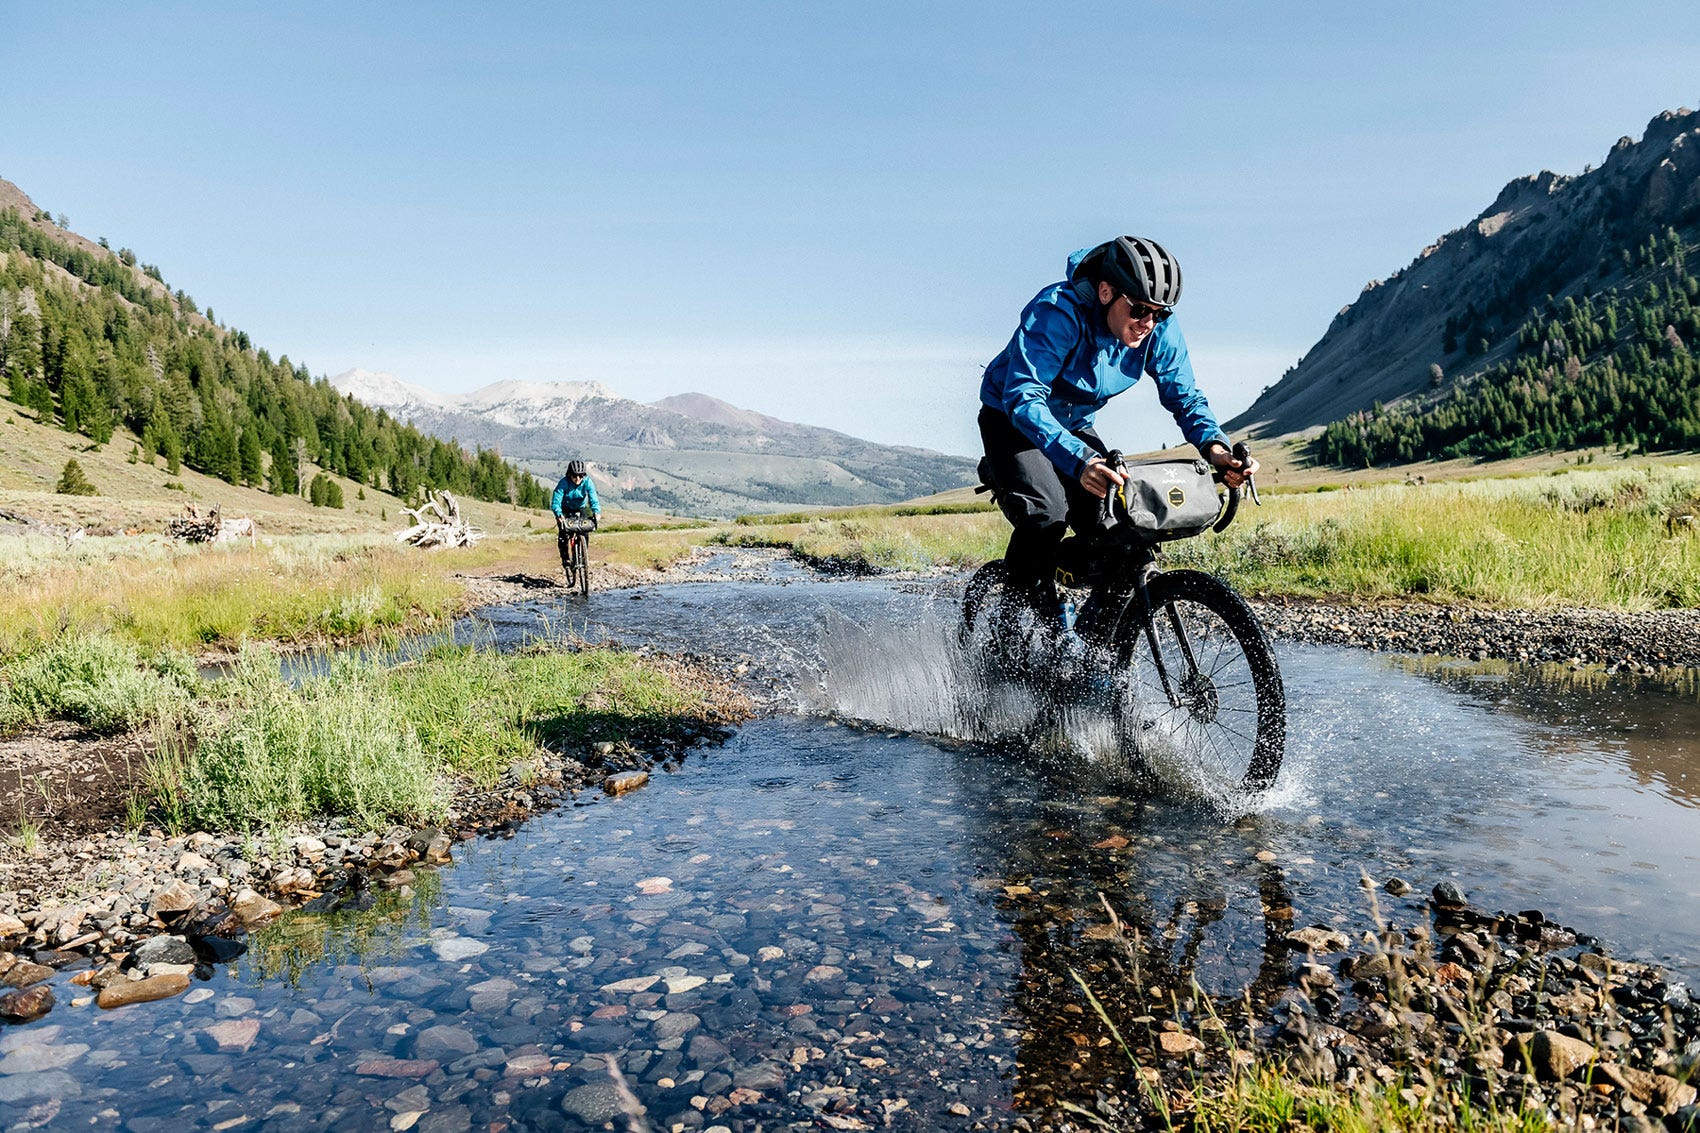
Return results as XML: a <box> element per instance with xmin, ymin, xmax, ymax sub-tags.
<box><xmin>798</xmin><ymin>593</ymin><xmax>1297</xmax><ymax>818</ymax></box>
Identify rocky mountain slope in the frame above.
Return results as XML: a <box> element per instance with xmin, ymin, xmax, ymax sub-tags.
<box><xmin>1229</xmin><ymin>107</ymin><xmax>1700</xmax><ymax>439</ymax></box>
<box><xmin>331</xmin><ymin>370</ymin><xmax>974</xmax><ymax>516</ymax></box>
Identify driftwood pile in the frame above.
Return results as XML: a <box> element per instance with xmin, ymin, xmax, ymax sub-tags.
<box><xmin>166</xmin><ymin>504</ymin><xmax>256</xmax><ymax>546</ymax></box>
<box><xmin>396</xmin><ymin>490</ymin><xmax>480</xmax><ymax>548</ymax></box>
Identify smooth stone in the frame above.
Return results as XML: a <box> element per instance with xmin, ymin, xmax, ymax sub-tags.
<box><xmin>231</xmin><ymin>889</ymin><xmax>283</xmax><ymax>926</ymax></box>
<box><xmin>604</xmin><ymin>772</ymin><xmax>650</xmax><ymax>796</ymax></box>
<box><xmin>2</xmin><ymin>961</ymin><xmax>54</xmax><ymax>988</ymax></box>
<box><xmin>0</xmin><ymin>985</ymin><xmax>56</xmax><ymax>1023</ymax></box>
<box><xmin>432</xmin><ymin>938</ymin><xmax>488</xmax><ymax>962</ymax></box>
<box><xmin>0</xmin><ymin>1070</ymin><xmax>82</xmax><ymax>1104</ymax></box>
<box><xmin>97</xmin><ymin>974</ymin><xmax>190</xmax><ymax>1009</ymax></box>
<box><xmin>561</xmin><ymin>1081</ymin><xmax>627</xmax><ymax>1124</ymax></box>
<box><xmin>357</xmin><ymin>1058</ymin><xmax>441</xmax><ymax>1078</ymax></box>
<box><xmin>653</xmin><ymin>1013</ymin><xmax>701</xmax><ymax>1041</ymax></box>
<box><xmin>1528</xmin><ymin>1030</ymin><xmax>1599</xmax><ymax>1080</ymax></box>
<box><xmin>0</xmin><ymin>1041</ymin><xmax>88</xmax><ymax>1073</ymax></box>
<box><xmin>205</xmin><ymin>1019</ymin><xmax>261</xmax><ymax>1052</ymax></box>
<box><xmin>415</xmin><ymin>1026</ymin><xmax>478</xmax><ymax>1060</ymax></box>
<box><xmin>733</xmin><ymin>1062</ymin><xmax>787</xmax><ymax>1091</ymax></box>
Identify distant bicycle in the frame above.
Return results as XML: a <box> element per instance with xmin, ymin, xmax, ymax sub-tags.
<box><xmin>557</xmin><ymin>516</ymin><xmax>595</xmax><ymax>598</ymax></box>
<box><xmin>963</xmin><ymin>443</ymin><xmax>1285</xmax><ymax>794</ymax></box>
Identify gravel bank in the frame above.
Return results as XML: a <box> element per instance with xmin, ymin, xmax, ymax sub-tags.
<box><xmin>1252</xmin><ymin>597</ymin><xmax>1700</xmax><ymax>674</ymax></box>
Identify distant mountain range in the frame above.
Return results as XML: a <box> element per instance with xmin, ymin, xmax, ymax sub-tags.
<box><xmin>330</xmin><ymin>369</ymin><xmax>974</xmax><ymax>515</ymax></box>
<box><xmin>1230</xmin><ymin>106</ymin><xmax>1700</xmax><ymax>441</ymax></box>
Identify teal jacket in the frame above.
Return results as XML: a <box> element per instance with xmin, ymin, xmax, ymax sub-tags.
<box><xmin>551</xmin><ymin>474</ymin><xmax>600</xmax><ymax>518</ymax></box>
<box><xmin>980</xmin><ymin>248</ymin><xmax>1229</xmax><ymax>478</ymax></box>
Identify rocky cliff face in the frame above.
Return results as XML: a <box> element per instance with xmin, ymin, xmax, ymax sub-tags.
<box><xmin>1229</xmin><ymin>108</ymin><xmax>1700</xmax><ymax>439</ymax></box>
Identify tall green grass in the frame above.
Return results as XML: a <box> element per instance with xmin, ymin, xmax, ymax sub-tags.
<box><xmin>1166</xmin><ymin>465</ymin><xmax>1700</xmax><ymax>609</ymax></box>
<box><xmin>143</xmin><ymin>641</ymin><xmax>736</xmax><ymax>836</ymax></box>
<box><xmin>710</xmin><ymin>465</ymin><xmax>1700</xmax><ymax>609</ymax></box>
<box><xmin>0</xmin><ymin>633</ymin><xmax>198</xmax><ymax>734</ymax></box>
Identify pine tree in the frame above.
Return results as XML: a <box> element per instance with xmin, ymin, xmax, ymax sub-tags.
<box><xmin>55</xmin><ymin>458</ymin><xmax>97</xmax><ymax>495</ymax></box>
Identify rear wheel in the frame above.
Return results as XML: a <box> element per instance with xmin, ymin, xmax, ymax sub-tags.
<box><xmin>960</xmin><ymin>559</ymin><xmax>1057</xmax><ymax>674</ymax></box>
<box><xmin>1112</xmin><ymin>570</ymin><xmax>1284</xmax><ymax>793</ymax></box>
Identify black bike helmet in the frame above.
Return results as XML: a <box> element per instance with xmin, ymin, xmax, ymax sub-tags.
<box><xmin>567</xmin><ymin>459</ymin><xmax>587</xmax><ymax>477</ymax></box>
<box><xmin>1080</xmin><ymin>236</ymin><xmax>1183</xmax><ymax>308</ymax></box>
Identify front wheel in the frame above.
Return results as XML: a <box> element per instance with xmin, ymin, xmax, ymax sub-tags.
<box><xmin>1112</xmin><ymin>570</ymin><xmax>1285</xmax><ymax>793</ymax></box>
<box><xmin>574</xmin><ymin>535</ymin><xmax>590</xmax><ymax>598</ymax></box>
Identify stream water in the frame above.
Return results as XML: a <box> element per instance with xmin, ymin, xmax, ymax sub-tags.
<box><xmin>5</xmin><ymin>553</ymin><xmax>1699</xmax><ymax>1130</ymax></box>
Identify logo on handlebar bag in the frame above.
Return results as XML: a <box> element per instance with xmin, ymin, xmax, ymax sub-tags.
<box><xmin>1167</xmin><ymin>486</ymin><xmax>1186</xmax><ymax>508</ymax></box>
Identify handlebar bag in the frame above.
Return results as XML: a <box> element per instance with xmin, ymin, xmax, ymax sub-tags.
<box><xmin>1117</xmin><ymin>460</ymin><xmax>1220</xmax><ymax>539</ymax></box>
<box><xmin>558</xmin><ymin>518</ymin><xmax>596</xmax><ymax>535</ymax></box>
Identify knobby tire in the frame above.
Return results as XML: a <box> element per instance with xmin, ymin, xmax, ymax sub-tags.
<box><xmin>1113</xmin><ymin>569</ymin><xmax>1285</xmax><ymax>792</ymax></box>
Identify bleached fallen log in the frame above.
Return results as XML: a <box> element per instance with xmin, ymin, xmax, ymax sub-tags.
<box><xmin>214</xmin><ymin>517</ymin><xmax>257</xmax><ymax>546</ymax></box>
<box><xmin>396</xmin><ymin>490</ymin><xmax>480</xmax><ymax>547</ymax></box>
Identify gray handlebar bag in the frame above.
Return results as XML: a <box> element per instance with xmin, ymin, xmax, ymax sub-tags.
<box><xmin>1118</xmin><ymin>460</ymin><xmax>1221</xmax><ymax>540</ymax></box>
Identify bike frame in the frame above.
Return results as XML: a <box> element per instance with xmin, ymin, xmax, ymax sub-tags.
<box><xmin>1037</xmin><ymin>444</ymin><xmax>1255</xmax><ymax>710</ymax></box>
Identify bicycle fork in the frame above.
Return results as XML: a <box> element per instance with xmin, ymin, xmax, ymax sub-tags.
<box><xmin>1134</xmin><ymin>573</ymin><xmax>1200</xmax><ymax>710</ymax></box>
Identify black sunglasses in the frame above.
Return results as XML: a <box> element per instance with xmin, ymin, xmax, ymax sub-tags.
<box><xmin>1122</xmin><ymin>294</ymin><xmax>1172</xmax><ymax>323</ymax></box>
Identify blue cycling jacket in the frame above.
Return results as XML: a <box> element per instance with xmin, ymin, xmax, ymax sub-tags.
<box><xmin>551</xmin><ymin>474</ymin><xmax>600</xmax><ymax>518</ymax></box>
<box><xmin>980</xmin><ymin>248</ymin><xmax>1229</xmax><ymax>479</ymax></box>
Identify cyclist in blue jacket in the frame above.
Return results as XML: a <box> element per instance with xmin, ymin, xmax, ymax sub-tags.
<box><xmin>979</xmin><ymin>236</ymin><xmax>1255</xmax><ymax>627</ymax></box>
<box><xmin>551</xmin><ymin>459</ymin><xmax>601</xmax><ymax>528</ymax></box>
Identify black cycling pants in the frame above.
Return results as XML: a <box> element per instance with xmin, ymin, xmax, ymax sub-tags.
<box><xmin>978</xmin><ymin>406</ymin><xmax>1106</xmax><ymax>600</ymax></box>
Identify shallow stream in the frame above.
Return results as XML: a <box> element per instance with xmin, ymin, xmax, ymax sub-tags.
<box><xmin>6</xmin><ymin>553</ymin><xmax>1699</xmax><ymax>1129</ymax></box>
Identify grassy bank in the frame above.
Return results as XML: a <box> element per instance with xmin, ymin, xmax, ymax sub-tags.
<box><xmin>711</xmin><ymin>464</ymin><xmax>1700</xmax><ymax>610</ymax></box>
<box><xmin>3</xmin><ymin>631</ymin><xmax>744</xmax><ymax>839</ymax></box>
<box><xmin>713</xmin><ymin>510</ymin><xmax>1008</xmax><ymax>572</ymax></box>
<box><xmin>0</xmin><ymin>532</ymin><xmax>544</xmax><ymax>654</ymax></box>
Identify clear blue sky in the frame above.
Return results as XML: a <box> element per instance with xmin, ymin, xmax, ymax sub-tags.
<box><xmin>3</xmin><ymin>2</ymin><xmax>1696</xmax><ymax>455</ymax></box>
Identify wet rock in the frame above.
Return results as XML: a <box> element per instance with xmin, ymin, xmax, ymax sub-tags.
<box><xmin>0</xmin><ymin>1070</ymin><xmax>81</xmax><ymax>1104</ymax></box>
<box><xmin>1158</xmin><ymin>1032</ymin><xmax>1204</xmax><ymax>1055</ymax></box>
<box><xmin>96</xmin><ymin>973</ymin><xmax>190</xmax><ymax>1009</ymax></box>
<box><xmin>605</xmin><ymin>771</ymin><xmax>650</xmax><ymax>797</ymax></box>
<box><xmin>1527</xmin><ymin>1030</ymin><xmax>1598</xmax><ymax>1080</ymax></box>
<box><xmin>148</xmin><ymin>881</ymin><xmax>199</xmax><ymax>923</ymax></box>
<box><xmin>131</xmin><ymin>934</ymin><xmax>196</xmax><ymax>970</ymax></box>
<box><xmin>356</xmin><ymin>1058</ymin><xmax>440</xmax><ymax>1078</ymax></box>
<box><xmin>189</xmin><ymin>933</ymin><xmax>247</xmax><ymax>965</ymax></box>
<box><xmin>2</xmin><ymin>960</ymin><xmax>54</xmax><ymax>988</ymax></box>
<box><xmin>0</xmin><ymin>985</ymin><xmax>56</xmax><ymax>1023</ymax></box>
<box><xmin>654</xmin><ymin>1012</ymin><xmax>701</xmax><ymax>1041</ymax></box>
<box><xmin>561</xmin><ymin>1081</ymin><xmax>627</xmax><ymax>1124</ymax></box>
<box><xmin>204</xmin><ymin>1018</ymin><xmax>261</xmax><ymax>1053</ymax></box>
<box><xmin>504</xmin><ymin>1052</ymin><xmax>555</xmax><ymax>1077</ymax></box>
<box><xmin>414</xmin><ymin>1025</ymin><xmax>479</xmax><ymax>1061</ymax></box>
<box><xmin>1432</xmin><ymin>881</ymin><xmax>1468</xmax><ymax>907</ymax></box>
<box><xmin>733</xmin><ymin>1062</ymin><xmax>788</xmax><ymax>1091</ymax></box>
<box><xmin>231</xmin><ymin>889</ymin><xmax>283</xmax><ymax>926</ymax></box>
<box><xmin>0</xmin><ymin>1040</ymin><xmax>87</xmax><ymax>1073</ymax></box>
<box><xmin>1284</xmin><ymin>926</ymin><xmax>1350</xmax><ymax>953</ymax></box>
<box><xmin>431</xmin><ymin>937</ymin><xmax>488</xmax><ymax>962</ymax></box>
<box><xmin>1383</xmin><ymin>877</ymin><xmax>1413</xmax><ymax>896</ymax></box>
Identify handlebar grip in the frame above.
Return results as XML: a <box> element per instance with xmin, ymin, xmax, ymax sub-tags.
<box><xmin>1098</xmin><ymin>450</ymin><xmax>1125</xmax><ymax>527</ymax></box>
<box><xmin>1211</xmin><ymin>442</ymin><xmax>1253</xmax><ymax>533</ymax></box>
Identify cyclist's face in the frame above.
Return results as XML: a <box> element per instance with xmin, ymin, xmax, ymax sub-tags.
<box><xmin>1098</xmin><ymin>282</ymin><xmax>1163</xmax><ymax>347</ymax></box>
<box><xmin>569</xmin><ymin>473</ymin><xmax>583</xmax><ymax>483</ymax></box>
